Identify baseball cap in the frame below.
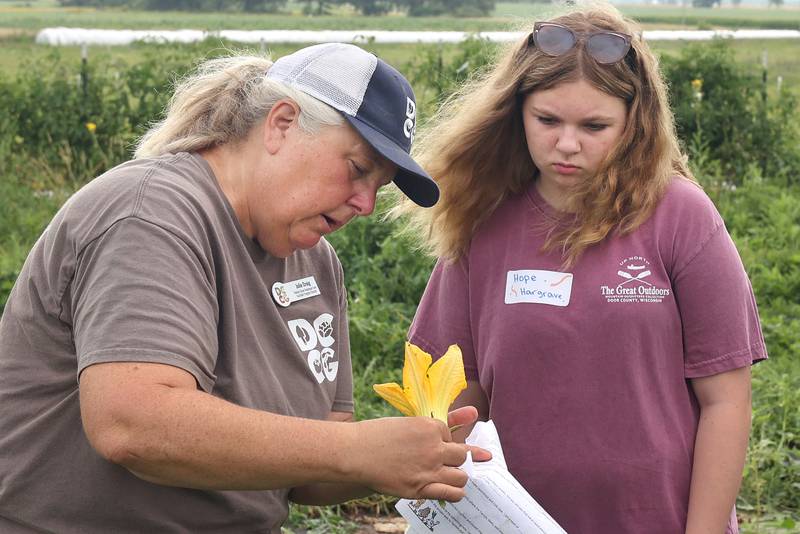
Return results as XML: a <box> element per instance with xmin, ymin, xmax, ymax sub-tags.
<box><xmin>265</xmin><ymin>43</ymin><xmax>439</xmax><ymax>208</ymax></box>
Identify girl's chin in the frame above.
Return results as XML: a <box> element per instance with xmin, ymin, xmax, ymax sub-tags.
<box><xmin>540</xmin><ymin>173</ymin><xmax>581</xmax><ymax>191</ymax></box>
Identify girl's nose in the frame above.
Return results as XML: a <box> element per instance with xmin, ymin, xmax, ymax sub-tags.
<box><xmin>555</xmin><ymin>127</ymin><xmax>580</xmax><ymax>154</ymax></box>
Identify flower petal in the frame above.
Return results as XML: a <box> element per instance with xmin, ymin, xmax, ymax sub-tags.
<box><xmin>373</xmin><ymin>382</ymin><xmax>417</xmax><ymax>417</ymax></box>
<box><xmin>403</xmin><ymin>342</ymin><xmax>434</xmax><ymax>419</ymax></box>
<box><xmin>427</xmin><ymin>344</ymin><xmax>467</xmax><ymax>422</ymax></box>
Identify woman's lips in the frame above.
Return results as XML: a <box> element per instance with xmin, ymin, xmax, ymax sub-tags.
<box><xmin>322</xmin><ymin>214</ymin><xmax>349</xmax><ymax>234</ymax></box>
<box><xmin>321</xmin><ymin>215</ymin><xmax>336</xmax><ymax>233</ymax></box>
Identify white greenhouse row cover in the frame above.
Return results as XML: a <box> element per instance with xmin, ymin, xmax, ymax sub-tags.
<box><xmin>35</xmin><ymin>27</ymin><xmax>800</xmax><ymax>46</ymax></box>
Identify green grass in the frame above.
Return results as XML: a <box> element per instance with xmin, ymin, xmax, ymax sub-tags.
<box><xmin>621</xmin><ymin>4</ymin><xmax>800</xmax><ymax>28</ymax></box>
<box><xmin>0</xmin><ymin>4</ymin><xmax>520</xmax><ymax>32</ymax></box>
<box><xmin>497</xmin><ymin>2</ymin><xmax>800</xmax><ymax>29</ymax></box>
<box><xmin>1</xmin><ymin>1</ymin><xmax>798</xmax><ymax>87</ymax></box>
<box><xmin>1</xmin><ymin>2</ymin><xmax>799</xmax><ymax>31</ymax></box>
<box><xmin>1</xmin><ymin>34</ymin><xmax>797</xmax><ymax>97</ymax></box>
<box><xmin>0</xmin><ymin>35</ymin><xmax>445</xmax><ymax>80</ymax></box>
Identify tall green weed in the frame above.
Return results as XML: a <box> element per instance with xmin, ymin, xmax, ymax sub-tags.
<box><xmin>404</xmin><ymin>35</ymin><xmax>498</xmax><ymax>121</ymax></box>
<box><xmin>0</xmin><ymin>41</ymin><xmax>245</xmax><ymax>189</ymax></box>
<box><xmin>0</xmin><ymin>149</ymin><xmax>69</xmax><ymax>311</ymax></box>
<box><xmin>662</xmin><ymin>40</ymin><xmax>800</xmax><ymax>185</ymax></box>
<box><xmin>326</xmin><ymin>196</ymin><xmax>435</xmax><ymax>418</ymax></box>
<box><xmin>699</xmin><ymin>172</ymin><xmax>800</xmax><ymax>516</ymax></box>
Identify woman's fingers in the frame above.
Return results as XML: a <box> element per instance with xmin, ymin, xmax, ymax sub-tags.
<box><xmin>442</xmin><ymin>441</ymin><xmax>469</xmax><ymax>467</ymax></box>
<box><xmin>419</xmin><ymin>479</ymin><xmax>467</xmax><ymax>503</ymax></box>
<box><xmin>419</xmin><ymin>461</ymin><xmax>470</xmax><ymax>502</ymax></box>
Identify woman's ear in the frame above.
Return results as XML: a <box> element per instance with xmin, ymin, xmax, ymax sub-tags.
<box><xmin>263</xmin><ymin>99</ymin><xmax>301</xmax><ymax>155</ymax></box>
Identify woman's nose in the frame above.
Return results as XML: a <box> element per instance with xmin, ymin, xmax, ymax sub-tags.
<box><xmin>348</xmin><ymin>184</ymin><xmax>378</xmax><ymax>216</ymax></box>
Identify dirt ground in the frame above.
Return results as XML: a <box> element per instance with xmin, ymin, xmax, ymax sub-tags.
<box><xmin>0</xmin><ymin>28</ymin><xmax>34</xmax><ymax>38</ymax></box>
<box><xmin>354</xmin><ymin>516</ymin><xmax>408</xmax><ymax>533</ymax></box>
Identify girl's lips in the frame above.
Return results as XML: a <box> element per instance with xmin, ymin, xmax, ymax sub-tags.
<box><xmin>553</xmin><ymin>163</ymin><xmax>580</xmax><ymax>175</ymax></box>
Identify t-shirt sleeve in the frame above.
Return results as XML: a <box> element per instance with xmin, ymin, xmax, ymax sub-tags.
<box><xmin>332</xmin><ymin>259</ymin><xmax>354</xmax><ymax>413</ymax></box>
<box><xmin>71</xmin><ymin>216</ymin><xmax>219</xmax><ymax>391</ymax></box>
<box><xmin>409</xmin><ymin>257</ymin><xmax>478</xmax><ymax>380</ymax></box>
<box><xmin>672</xmin><ymin>222</ymin><xmax>767</xmax><ymax>378</ymax></box>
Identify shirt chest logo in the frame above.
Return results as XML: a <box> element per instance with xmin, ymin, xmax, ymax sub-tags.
<box><xmin>287</xmin><ymin>313</ymin><xmax>338</xmax><ymax>384</ymax></box>
<box><xmin>600</xmin><ymin>256</ymin><xmax>671</xmax><ymax>304</ymax></box>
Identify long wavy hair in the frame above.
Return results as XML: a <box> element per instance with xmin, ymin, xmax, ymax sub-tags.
<box><xmin>395</xmin><ymin>6</ymin><xmax>693</xmax><ymax>267</ymax></box>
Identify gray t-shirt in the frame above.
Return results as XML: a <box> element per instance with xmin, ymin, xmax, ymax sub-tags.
<box><xmin>0</xmin><ymin>152</ymin><xmax>353</xmax><ymax>533</ymax></box>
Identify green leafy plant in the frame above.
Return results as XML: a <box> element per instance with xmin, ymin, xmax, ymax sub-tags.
<box><xmin>662</xmin><ymin>40</ymin><xmax>800</xmax><ymax>185</ymax></box>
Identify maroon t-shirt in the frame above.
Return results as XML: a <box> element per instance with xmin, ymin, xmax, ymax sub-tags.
<box><xmin>410</xmin><ymin>178</ymin><xmax>766</xmax><ymax>534</ymax></box>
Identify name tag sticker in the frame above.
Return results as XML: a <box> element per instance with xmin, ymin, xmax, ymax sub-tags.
<box><xmin>272</xmin><ymin>276</ymin><xmax>321</xmax><ymax>307</ymax></box>
<box><xmin>505</xmin><ymin>269</ymin><xmax>573</xmax><ymax>307</ymax></box>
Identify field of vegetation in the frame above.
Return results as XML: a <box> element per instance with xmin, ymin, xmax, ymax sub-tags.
<box><xmin>1</xmin><ymin>0</ymin><xmax>800</xmax><ymax>31</ymax></box>
<box><xmin>1</xmin><ymin>3</ymin><xmax>798</xmax><ymax>533</ymax></box>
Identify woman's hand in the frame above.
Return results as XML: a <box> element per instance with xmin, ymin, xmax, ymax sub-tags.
<box><xmin>344</xmin><ymin>405</ymin><xmax>492</xmax><ymax>502</ymax></box>
<box><xmin>349</xmin><ymin>415</ymin><xmax>470</xmax><ymax>501</ymax></box>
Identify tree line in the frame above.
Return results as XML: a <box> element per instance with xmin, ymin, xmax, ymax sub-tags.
<box><xmin>691</xmin><ymin>0</ymin><xmax>783</xmax><ymax>7</ymax></box>
<box><xmin>57</xmin><ymin>0</ymin><xmax>498</xmax><ymax>16</ymax></box>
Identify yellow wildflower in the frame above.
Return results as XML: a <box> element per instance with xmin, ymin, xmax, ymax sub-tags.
<box><xmin>690</xmin><ymin>79</ymin><xmax>704</xmax><ymax>103</ymax></box>
<box><xmin>373</xmin><ymin>342</ymin><xmax>467</xmax><ymax>423</ymax></box>
<box><xmin>85</xmin><ymin>122</ymin><xmax>97</xmax><ymax>134</ymax></box>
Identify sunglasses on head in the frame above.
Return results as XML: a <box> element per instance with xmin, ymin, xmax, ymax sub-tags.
<box><xmin>529</xmin><ymin>22</ymin><xmax>632</xmax><ymax>65</ymax></box>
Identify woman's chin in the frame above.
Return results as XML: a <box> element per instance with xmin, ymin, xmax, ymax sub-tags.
<box><xmin>290</xmin><ymin>233</ymin><xmax>323</xmax><ymax>252</ymax></box>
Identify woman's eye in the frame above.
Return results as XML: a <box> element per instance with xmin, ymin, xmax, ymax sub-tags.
<box><xmin>585</xmin><ymin>123</ymin><xmax>608</xmax><ymax>132</ymax></box>
<box><xmin>349</xmin><ymin>160</ymin><xmax>365</xmax><ymax>177</ymax></box>
<box><xmin>537</xmin><ymin>116</ymin><xmax>557</xmax><ymax>125</ymax></box>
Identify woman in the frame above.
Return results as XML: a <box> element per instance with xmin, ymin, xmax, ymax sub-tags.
<box><xmin>0</xmin><ymin>43</ymin><xmax>484</xmax><ymax>533</ymax></box>
<box><xmin>400</xmin><ymin>7</ymin><xmax>766</xmax><ymax>534</ymax></box>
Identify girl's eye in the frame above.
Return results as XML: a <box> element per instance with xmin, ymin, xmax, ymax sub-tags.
<box><xmin>537</xmin><ymin>116</ymin><xmax>557</xmax><ymax>125</ymax></box>
<box><xmin>585</xmin><ymin>123</ymin><xmax>608</xmax><ymax>132</ymax></box>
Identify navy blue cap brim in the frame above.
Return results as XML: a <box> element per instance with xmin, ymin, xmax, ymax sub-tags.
<box><xmin>344</xmin><ymin>115</ymin><xmax>440</xmax><ymax>208</ymax></box>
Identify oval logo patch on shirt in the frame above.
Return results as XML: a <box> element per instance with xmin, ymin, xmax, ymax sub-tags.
<box><xmin>272</xmin><ymin>276</ymin><xmax>321</xmax><ymax>307</ymax></box>
<box><xmin>505</xmin><ymin>270</ymin><xmax>573</xmax><ymax>307</ymax></box>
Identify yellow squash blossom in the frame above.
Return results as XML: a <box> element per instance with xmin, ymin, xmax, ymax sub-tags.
<box><xmin>373</xmin><ymin>342</ymin><xmax>466</xmax><ymax>423</ymax></box>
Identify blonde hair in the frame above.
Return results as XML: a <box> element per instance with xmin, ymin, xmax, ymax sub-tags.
<box><xmin>396</xmin><ymin>5</ymin><xmax>693</xmax><ymax>267</ymax></box>
<box><xmin>135</xmin><ymin>54</ymin><xmax>343</xmax><ymax>158</ymax></box>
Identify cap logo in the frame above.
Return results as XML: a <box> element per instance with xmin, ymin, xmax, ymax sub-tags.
<box><xmin>403</xmin><ymin>97</ymin><xmax>416</xmax><ymax>145</ymax></box>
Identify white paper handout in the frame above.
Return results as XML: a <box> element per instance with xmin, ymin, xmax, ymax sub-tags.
<box><xmin>397</xmin><ymin>421</ymin><xmax>568</xmax><ymax>534</ymax></box>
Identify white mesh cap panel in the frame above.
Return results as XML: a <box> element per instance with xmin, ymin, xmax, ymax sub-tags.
<box><xmin>266</xmin><ymin>43</ymin><xmax>377</xmax><ymax>116</ymax></box>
